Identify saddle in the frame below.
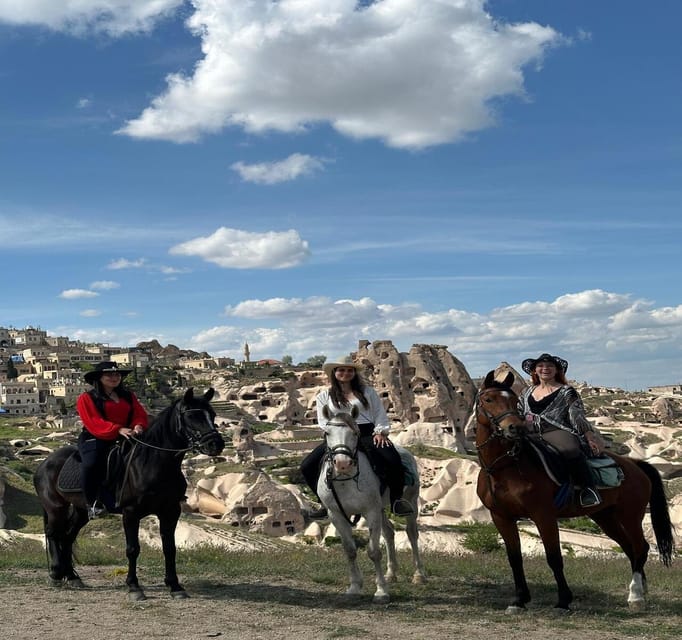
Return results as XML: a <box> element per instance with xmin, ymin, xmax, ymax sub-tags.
<box><xmin>57</xmin><ymin>442</ymin><xmax>130</xmax><ymax>512</ymax></box>
<box><xmin>525</xmin><ymin>434</ymin><xmax>624</xmax><ymax>504</ymax></box>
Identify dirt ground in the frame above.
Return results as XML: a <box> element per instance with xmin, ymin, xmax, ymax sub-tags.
<box><xmin>2</xmin><ymin>564</ymin><xmax>679</xmax><ymax>640</ymax></box>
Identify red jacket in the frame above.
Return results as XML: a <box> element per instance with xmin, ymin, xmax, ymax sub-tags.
<box><xmin>76</xmin><ymin>391</ymin><xmax>148</xmax><ymax>441</ymax></box>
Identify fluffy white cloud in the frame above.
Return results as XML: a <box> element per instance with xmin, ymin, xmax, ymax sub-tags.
<box><xmin>59</xmin><ymin>288</ymin><xmax>99</xmax><ymax>299</ymax></box>
<box><xmin>80</xmin><ymin>309</ymin><xmax>101</xmax><ymax>317</ymax></box>
<box><xmin>189</xmin><ymin>290</ymin><xmax>682</xmax><ymax>389</ymax></box>
<box><xmin>169</xmin><ymin>227</ymin><xmax>310</xmax><ymax>269</ymax></box>
<box><xmin>0</xmin><ymin>0</ymin><xmax>182</xmax><ymax>35</ymax></box>
<box><xmin>119</xmin><ymin>0</ymin><xmax>562</xmax><ymax>148</ymax></box>
<box><xmin>231</xmin><ymin>153</ymin><xmax>326</xmax><ymax>184</ymax></box>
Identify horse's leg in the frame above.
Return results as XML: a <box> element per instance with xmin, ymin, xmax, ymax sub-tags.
<box><xmin>122</xmin><ymin>511</ymin><xmax>146</xmax><ymax>601</ymax></box>
<box><xmin>405</xmin><ymin>510</ymin><xmax>427</xmax><ymax>584</ymax></box>
<box><xmin>159</xmin><ymin>504</ymin><xmax>188</xmax><ymax>598</ymax></box>
<box><xmin>592</xmin><ymin>507</ymin><xmax>649</xmax><ymax>610</ymax></box>
<box><xmin>334</xmin><ymin>515</ymin><xmax>364</xmax><ymax>597</ymax></box>
<box><xmin>533</xmin><ymin>514</ymin><xmax>572</xmax><ymax>611</ymax></box>
<box><xmin>61</xmin><ymin>506</ymin><xmax>88</xmax><ymax>587</ymax></box>
<box><xmin>491</xmin><ymin>512</ymin><xmax>531</xmax><ymax>613</ymax></box>
<box><xmin>381</xmin><ymin>510</ymin><xmax>399</xmax><ymax>583</ymax></box>
<box><xmin>365</xmin><ymin>508</ymin><xmax>389</xmax><ymax>604</ymax></box>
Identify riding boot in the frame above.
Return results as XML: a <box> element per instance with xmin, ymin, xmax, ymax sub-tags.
<box><xmin>568</xmin><ymin>455</ymin><xmax>601</xmax><ymax>507</ymax></box>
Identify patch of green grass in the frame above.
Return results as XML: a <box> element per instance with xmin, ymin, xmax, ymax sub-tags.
<box><xmin>458</xmin><ymin>521</ymin><xmax>503</xmax><ymax>553</ymax></box>
<box><xmin>559</xmin><ymin>516</ymin><xmax>602</xmax><ymax>535</ymax></box>
<box><xmin>404</xmin><ymin>443</ymin><xmax>459</xmax><ymax>460</ymax></box>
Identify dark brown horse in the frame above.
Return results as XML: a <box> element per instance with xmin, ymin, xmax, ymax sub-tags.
<box><xmin>33</xmin><ymin>388</ymin><xmax>225</xmax><ymax>601</ymax></box>
<box><xmin>475</xmin><ymin>371</ymin><xmax>674</xmax><ymax>612</ymax></box>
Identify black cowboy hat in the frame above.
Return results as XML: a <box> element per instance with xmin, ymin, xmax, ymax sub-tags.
<box><xmin>521</xmin><ymin>353</ymin><xmax>568</xmax><ymax>375</ymax></box>
<box><xmin>84</xmin><ymin>361</ymin><xmax>133</xmax><ymax>384</ymax></box>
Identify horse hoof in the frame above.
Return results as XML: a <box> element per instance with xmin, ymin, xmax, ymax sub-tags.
<box><xmin>171</xmin><ymin>590</ymin><xmax>190</xmax><ymax>599</ymax></box>
<box><xmin>66</xmin><ymin>578</ymin><xmax>86</xmax><ymax>589</ymax></box>
<box><xmin>505</xmin><ymin>605</ymin><xmax>527</xmax><ymax>615</ymax></box>
<box><xmin>128</xmin><ymin>591</ymin><xmax>147</xmax><ymax>602</ymax></box>
<box><xmin>48</xmin><ymin>578</ymin><xmax>63</xmax><ymax>588</ymax></box>
<box><xmin>412</xmin><ymin>574</ymin><xmax>427</xmax><ymax>585</ymax></box>
<box><xmin>373</xmin><ymin>593</ymin><xmax>390</xmax><ymax>605</ymax></box>
<box><xmin>385</xmin><ymin>574</ymin><xmax>397</xmax><ymax>584</ymax></box>
<box><xmin>628</xmin><ymin>599</ymin><xmax>646</xmax><ymax>612</ymax></box>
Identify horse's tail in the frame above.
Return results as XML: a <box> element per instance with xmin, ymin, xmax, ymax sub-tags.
<box><xmin>635</xmin><ymin>459</ymin><xmax>675</xmax><ymax>567</ymax></box>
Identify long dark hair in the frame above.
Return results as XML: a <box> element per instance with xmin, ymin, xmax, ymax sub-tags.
<box><xmin>88</xmin><ymin>379</ymin><xmax>134</xmax><ymax>419</ymax></box>
<box><xmin>329</xmin><ymin>369</ymin><xmax>369</xmax><ymax>409</ymax></box>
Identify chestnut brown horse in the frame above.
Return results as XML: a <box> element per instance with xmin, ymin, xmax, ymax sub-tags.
<box><xmin>475</xmin><ymin>371</ymin><xmax>674</xmax><ymax>613</ymax></box>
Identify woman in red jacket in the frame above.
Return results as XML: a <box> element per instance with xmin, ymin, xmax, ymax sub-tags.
<box><xmin>76</xmin><ymin>361</ymin><xmax>148</xmax><ymax>519</ymax></box>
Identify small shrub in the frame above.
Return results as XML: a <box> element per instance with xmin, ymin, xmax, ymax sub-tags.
<box><xmin>460</xmin><ymin>522</ymin><xmax>502</xmax><ymax>553</ymax></box>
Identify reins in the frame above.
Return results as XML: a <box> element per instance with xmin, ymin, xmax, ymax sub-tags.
<box><xmin>324</xmin><ymin>418</ymin><xmax>363</xmax><ymax>525</ymax></box>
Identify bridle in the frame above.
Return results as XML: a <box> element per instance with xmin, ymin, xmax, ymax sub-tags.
<box><xmin>475</xmin><ymin>387</ymin><xmax>525</xmax><ymax>474</ymax></box>
<box><xmin>129</xmin><ymin>405</ymin><xmax>221</xmax><ymax>454</ymax></box>
<box><xmin>323</xmin><ymin>414</ymin><xmax>363</xmax><ymax>525</ymax></box>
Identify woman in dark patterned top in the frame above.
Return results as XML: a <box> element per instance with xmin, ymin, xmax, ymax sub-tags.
<box><xmin>518</xmin><ymin>353</ymin><xmax>605</xmax><ymax>507</ymax></box>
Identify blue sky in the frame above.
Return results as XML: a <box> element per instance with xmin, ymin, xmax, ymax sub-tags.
<box><xmin>1</xmin><ymin>0</ymin><xmax>680</xmax><ymax>390</ymax></box>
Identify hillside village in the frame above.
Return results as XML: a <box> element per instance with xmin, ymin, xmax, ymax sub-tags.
<box><xmin>1</xmin><ymin>325</ymin><xmax>682</xmax><ymax>556</ymax></box>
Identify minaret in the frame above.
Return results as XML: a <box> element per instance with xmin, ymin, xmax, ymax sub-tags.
<box><xmin>244</xmin><ymin>342</ymin><xmax>250</xmax><ymax>363</ymax></box>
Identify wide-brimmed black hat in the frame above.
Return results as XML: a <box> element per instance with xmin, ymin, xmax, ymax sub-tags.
<box><xmin>521</xmin><ymin>353</ymin><xmax>568</xmax><ymax>375</ymax></box>
<box><xmin>84</xmin><ymin>361</ymin><xmax>132</xmax><ymax>384</ymax></box>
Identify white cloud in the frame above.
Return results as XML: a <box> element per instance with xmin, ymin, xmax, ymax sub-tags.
<box><xmin>76</xmin><ymin>97</ymin><xmax>92</xmax><ymax>109</ymax></box>
<box><xmin>107</xmin><ymin>258</ymin><xmax>147</xmax><ymax>270</ymax></box>
<box><xmin>119</xmin><ymin>0</ymin><xmax>562</xmax><ymax>148</ymax></box>
<box><xmin>80</xmin><ymin>309</ymin><xmax>101</xmax><ymax>317</ymax></box>
<box><xmin>90</xmin><ymin>280</ymin><xmax>120</xmax><ymax>290</ymax></box>
<box><xmin>169</xmin><ymin>227</ymin><xmax>310</xmax><ymax>269</ymax></box>
<box><xmin>58</xmin><ymin>288</ymin><xmax>99</xmax><ymax>299</ymax></box>
<box><xmin>192</xmin><ymin>289</ymin><xmax>682</xmax><ymax>389</ymax></box>
<box><xmin>0</xmin><ymin>0</ymin><xmax>182</xmax><ymax>35</ymax></box>
<box><xmin>231</xmin><ymin>153</ymin><xmax>326</xmax><ymax>184</ymax></box>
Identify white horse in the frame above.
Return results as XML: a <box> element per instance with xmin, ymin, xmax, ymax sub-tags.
<box><xmin>317</xmin><ymin>406</ymin><xmax>426</xmax><ymax>603</ymax></box>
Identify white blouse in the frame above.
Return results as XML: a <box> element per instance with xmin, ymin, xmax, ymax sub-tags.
<box><xmin>315</xmin><ymin>386</ymin><xmax>391</xmax><ymax>436</ymax></box>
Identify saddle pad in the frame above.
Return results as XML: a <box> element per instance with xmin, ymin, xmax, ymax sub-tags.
<box><xmin>57</xmin><ymin>453</ymin><xmax>82</xmax><ymax>493</ymax></box>
<box><xmin>397</xmin><ymin>447</ymin><xmax>418</xmax><ymax>487</ymax></box>
<box><xmin>588</xmin><ymin>456</ymin><xmax>625</xmax><ymax>488</ymax></box>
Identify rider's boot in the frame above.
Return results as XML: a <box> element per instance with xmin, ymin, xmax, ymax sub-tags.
<box><xmin>569</xmin><ymin>455</ymin><xmax>602</xmax><ymax>508</ymax></box>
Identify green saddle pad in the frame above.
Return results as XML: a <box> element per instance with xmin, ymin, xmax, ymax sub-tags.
<box><xmin>588</xmin><ymin>456</ymin><xmax>624</xmax><ymax>488</ymax></box>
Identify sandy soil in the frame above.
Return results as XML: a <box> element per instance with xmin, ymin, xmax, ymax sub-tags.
<box><xmin>2</xmin><ymin>563</ymin><xmax>680</xmax><ymax>640</ymax></box>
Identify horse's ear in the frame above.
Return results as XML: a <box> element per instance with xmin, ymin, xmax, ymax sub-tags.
<box><xmin>183</xmin><ymin>388</ymin><xmax>195</xmax><ymax>403</ymax></box>
<box><xmin>503</xmin><ymin>372</ymin><xmax>514</xmax><ymax>388</ymax></box>
<box><xmin>204</xmin><ymin>388</ymin><xmax>215</xmax><ymax>402</ymax></box>
<box><xmin>484</xmin><ymin>371</ymin><xmax>496</xmax><ymax>387</ymax></box>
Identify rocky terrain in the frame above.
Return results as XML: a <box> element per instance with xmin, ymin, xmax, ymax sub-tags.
<box><xmin>2</xmin><ymin>341</ymin><xmax>682</xmax><ymax>558</ymax></box>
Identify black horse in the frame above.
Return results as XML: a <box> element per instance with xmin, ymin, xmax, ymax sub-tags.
<box><xmin>33</xmin><ymin>387</ymin><xmax>225</xmax><ymax>601</ymax></box>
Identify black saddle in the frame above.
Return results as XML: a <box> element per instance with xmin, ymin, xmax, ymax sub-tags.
<box><xmin>57</xmin><ymin>443</ymin><xmax>129</xmax><ymax>512</ymax></box>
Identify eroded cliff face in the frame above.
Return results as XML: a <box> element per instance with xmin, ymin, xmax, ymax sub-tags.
<box><xmin>207</xmin><ymin>341</ymin><xmax>478</xmax><ymax>451</ymax></box>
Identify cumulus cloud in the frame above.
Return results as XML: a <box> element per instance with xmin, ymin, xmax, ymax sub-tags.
<box><xmin>90</xmin><ymin>280</ymin><xmax>120</xmax><ymax>290</ymax></box>
<box><xmin>189</xmin><ymin>289</ymin><xmax>682</xmax><ymax>389</ymax></box>
<box><xmin>118</xmin><ymin>0</ymin><xmax>562</xmax><ymax>148</ymax></box>
<box><xmin>169</xmin><ymin>227</ymin><xmax>310</xmax><ymax>269</ymax></box>
<box><xmin>59</xmin><ymin>288</ymin><xmax>99</xmax><ymax>299</ymax></box>
<box><xmin>231</xmin><ymin>153</ymin><xmax>326</xmax><ymax>184</ymax></box>
<box><xmin>0</xmin><ymin>0</ymin><xmax>182</xmax><ymax>35</ymax></box>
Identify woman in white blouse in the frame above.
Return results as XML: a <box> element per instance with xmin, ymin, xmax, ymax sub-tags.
<box><xmin>300</xmin><ymin>355</ymin><xmax>413</xmax><ymax>519</ymax></box>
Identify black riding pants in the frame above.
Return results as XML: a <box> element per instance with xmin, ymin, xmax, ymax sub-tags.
<box><xmin>78</xmin><ymin>431</ymin><xmax>115</xmax><ymax>505</ymax></box>
<box><xmin>299</xmin><ymin>423</ymin><xmax>406</xmax><ymax>503</ymax></box>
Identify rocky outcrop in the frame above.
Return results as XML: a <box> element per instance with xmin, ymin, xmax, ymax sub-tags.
<box><xmin>652</xmin><ymin>397</ymin><xmax>676</xmax><ymax>422</ymax></box>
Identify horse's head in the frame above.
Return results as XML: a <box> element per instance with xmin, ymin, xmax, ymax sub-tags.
<box><xmin>175</xmin><ymin>387</ymin><xmax>225</xmax><ymax>456</ymax></box>
<box><xmin>322</xmin><ymin>405</ymin><xmax>361</xmax><ymax>477</ymax></box>
<box><xmin>476</xmin><ymin>371</ymin><xmax>525</xmax><ymax>443</ymax></box>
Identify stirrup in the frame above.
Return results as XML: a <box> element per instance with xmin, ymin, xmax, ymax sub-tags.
<box><xmin>87</xmin><ymin>502</ymin><xmax>106</xmax><ymax>520</ymax></box>
<box><xmin>579</xmin><ymin>488</ymin><xmax>601</xmax><ymax>508</ymax></box>
<box><xmin>307</xmin><ymin>507</ymin><xmax>328</xmax><ymax>520</ymax></box>
<box><xmin>391</xmin><ymin>499</ymin><xmax>414</xmax><ymax>516</ymax></box>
